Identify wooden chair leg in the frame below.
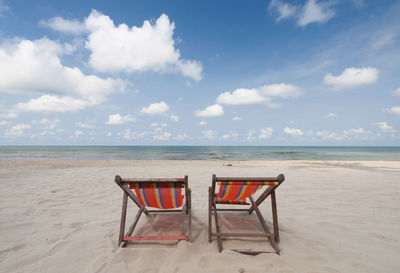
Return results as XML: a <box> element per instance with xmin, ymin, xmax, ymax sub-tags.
<box><xmin>122</xmin><ymin>206</ymin><xmax>144</xmax><ymax>247</ymax></box>
<box><xmin>213</xmin><ymin>203</ymin><xmax>223</xmax><ymax>252</ymax></box>
<box><xmin>271</xmin><ymin>190</ymin><xmax>279</xmax><ymax>243</ymax></box>
<box><xmin>208</xmin><ymin>187</ymin><xmax>212</xmax><ymax>243</ymax></box>
<box><xmin>188</xmin><ymin>189</ymin><xmax>192</xmax><ymax>241</ymax></box>
<box><xmin>118</xmin><ymin>192</ymin><xmax>128</xmax><ymax>246</ymax></box>
<box><xmin>249</xmin><ymin>195</ymin><xmax>280</xmax><ymax>254</ymax></box>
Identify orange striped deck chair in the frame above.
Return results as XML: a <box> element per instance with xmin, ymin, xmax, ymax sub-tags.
<box><xmin>208</xmin><ymin>174</ymin><xmax>285</xmax><ymax>254</ymax></box>
<box><xmin>115</xmin><ymin>175</ymin><xmax>191</xmax><ymax>246</ymax></box>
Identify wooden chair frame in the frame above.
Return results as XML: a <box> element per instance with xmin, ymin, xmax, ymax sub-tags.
<box><xmin>208</xmin><ymin>174</ymin><xmax>285</xmax><ymax>254</ymax></box>
<box><xmin>115</xmin><ymin>175</ymin><xmax>192</xmax><ymax>247</ymax></box>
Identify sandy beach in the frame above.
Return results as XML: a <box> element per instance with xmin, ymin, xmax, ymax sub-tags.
<box><xmin>1</xmin><ymin>160</ymin><xmax>399</xmax><ymax>273</ymax></box>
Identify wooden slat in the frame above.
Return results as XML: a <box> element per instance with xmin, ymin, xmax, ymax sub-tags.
<box><xmin>121</xmin><ymin>178</ymin><xmax>185</xmax><ymax>183</ymax></box>
<box><xmin>215</xmin><ymin>177</ymin><xmax>280</xmax><ymax>182</ymax></box>
<box><xmin>215</xmin><ymin>208</ymin><xmax>250</xmax><ymax>211</ymax></box>
<box><xmin>147</xmin><ymin>209</ymin><xmax>182</xmax><ymax>213</ymax></box>
<box><xmin>123</xmin><ymin>235</ymin><xmax>188</xmax><ymax>241</ymax></box>
<box><xmin>212</xmin><ymin>232</ymin><xmax>272</xmax><ymax>237</ymax></box>
<box><xmin>213</xmin><ymin>203</ymin><xmax>223</xmax><ymax>252</ymax></box>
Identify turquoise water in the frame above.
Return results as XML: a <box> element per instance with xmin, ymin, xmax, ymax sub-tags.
<box><xmin>0</xmin><ymin>146</ymin><xmax>399</xmax><ymax>161</ymax></box>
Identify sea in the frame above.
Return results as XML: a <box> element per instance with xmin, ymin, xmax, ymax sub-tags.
<box><xmin>0</xmin><ymin>146</ymin><xmax>399</xmax><ymax>161</ymax></box>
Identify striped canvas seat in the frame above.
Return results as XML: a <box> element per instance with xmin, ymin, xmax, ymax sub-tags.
<box><xmin>129</xmin><ymin>182</ymin><xmax>184</xmax><ymax>209</ymax></box>
<box><xmin>215</xmin><ymin>181</ymin><xmax>279</xmax><ymax>205</ymax></box>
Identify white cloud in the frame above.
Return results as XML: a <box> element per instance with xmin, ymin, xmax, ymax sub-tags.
<box><xmin>202</xmin><ymin>130</ymin><xmax>216</xmax><ymax>140</ymax></box>
<box><xmin>141</xmin><ymin>101</ymin><xmax>169</xmax><ymax>115</ymax></box>
<box><xmin>106</xmin><ymin>114</ymin><xmax>135</xmax><ymax>125</ymax></box>
<box><xmin>393</xmin><ymin>87</ymin><xmax>400</xmax><ymax>96</ymax></box>
<box><xmin>0</xmin><ymin>38</ymin><xmax>125</xmax><ymax>113</ymax></box>
<box><xmin>85</xmin><ymin>10</ymin><xmax>202</xmax><ymax>81</ymax></box>
<box><xmin>37</xmin><ymin>118</ymin><xmax>60</xmax><ymax>130</ymax></box>
<box><xmin>386</xmin><ymin>106</ymin><xmax>400</xmax><ymax>115</ymax></box>
<box><xmin>150</xmin><ymin>122</ymin><xmax>159</xmax><ymax>127</ymax></box>
<box><xmin>199</xmin><ymin>121</ymin><xmax>207</xmax><ymax>125</ymax></box>
<box><xmin>70</xmin><ymin>130</ymin><xmax>83</xmax><ymax>139</ymax></box>
<box><xmin>343</xmin><ymin>128</ymin><xmax>366</xmax><ymax>135</ymax></box>
<box><xmin>75</xmin><ymin>122</ymin><xmax>95</xmax><ymax>129</ymax></box>
<box><xmin>174</xmin><ymin>133</ymin><xmax>189</xmax><ymax>140</ymax></box>
<box><xmin>373</xmin><ymin>122</ymin><xmax>396</xmax><ymax>133</ymax></box>
<box><xmin>284</xmin><ymin>127</ymin><xmax>304</xmax><ymax>136</ymax></box>
<box><xmin>259</xmin><ymin>127</ymin><xmax>274</xmax><ymax>139</ymax></box>
<box><xmin>221</xmin><ymin>131</ymin><xmax>239</xmax><ymax>140</ymax></box>
<box><xmin>298</xmin><ymin>0</ymin><xmax>336</xmax><ymax>27</ymax></box>
<box><xmin>170</xmin><ymin>114</ymin><xmax>179</xmax><ymax>122</ymax></box>
<box><xmin>195</xmin><ymin>104</ymin><xmax>224</xmax><ymax>117</ymax></box>
<box><xmin>323</xmin><ymin>67</ymin><xmax>379</xmax><ymax>89</ymax></box>
<box><xmin>260</xmin><ymin>83</ymin><xmax>302</xmax><ymax>98</ymax></box>
<box><xmin>216</xmin><ymin>88</ymin><xmax>266</xmax><ymax>105</ymax></box>
<box><xmin>246</xmin><ymin>130</ymin><xmax>257</xmax><ymax>141</ymax></box>
<box><xmin>269</xmin><ymin>0</ymin><xmax>297</xmax><ymax>22</ymax></box>
<box><xmin>4</xmin><ymin>124</ymin><xmax>31</xmax><ymax>137</ymax></box>
<box><xmin>14</xmin><ymin>95</ymin><xmax>96</xmax><ymax>113</ymax></box>
<box><xmin>153</xmin><ymin>132</ymin><xmax>172</xmax><ymax>140</ymax></box>
<box><xmin>39</xmin><ymin>17</ymin><xmax>86</xmax><ymax>35</ymax></box>
<box><xmin>233</xmin><ymin>116</ymin><xmax>243</xmax><ymax>121</ymax></box>
<box><xmin>324</xmin><ymin>112</ymin><xmax>337</xmax><ymax>118</ymax></box>
<box><xmin>0</xmin><ymin>120</ymin><xmax>7</xmax><ymax>126</ymax></box>
<box><xmin>316</xmin><ymin>130</ymin><xmax>344</xmax><ymax>140</ymax></box>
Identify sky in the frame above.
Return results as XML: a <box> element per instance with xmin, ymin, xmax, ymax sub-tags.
<box><xmin>0</xmin><ymin>0</ymin><xmax>399</xmax><ymax>146</ymax></box>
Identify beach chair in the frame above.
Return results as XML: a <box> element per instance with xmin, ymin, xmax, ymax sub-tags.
<box><xmin>208</xmin><ymin>174</ymin><xmax>285</xmax><ymax>254</ymax></box>
<box><xmin>114</xmin><ymin>175</ymin><xmax>191</xmax><ymax>246</ymax></box>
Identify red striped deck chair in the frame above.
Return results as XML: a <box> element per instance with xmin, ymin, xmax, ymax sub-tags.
<box><xmin>208</xmin><ymin>174</ymin><xmax>285</xmax><ymax>254</ymax></box>
<box><xmin>115</xmin><ymin>175</ymin><xmax>191</xmax><ymax>246</ymax></box>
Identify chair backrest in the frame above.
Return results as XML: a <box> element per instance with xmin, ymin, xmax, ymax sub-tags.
<box><xmin>118</xmin><ymin>177</ymin><xmax>188</xmax><ymax>209</ymax></box>
<box><xmin>212</xmin><ymin>175</ymin><xmax>284</xmax><ymax>204</ymax></box>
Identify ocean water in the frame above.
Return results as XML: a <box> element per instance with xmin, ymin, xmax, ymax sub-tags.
<box><xmin>0</xmin><ymin>146</ymin><xmax>399</xmax><ymax>161</ymax></box>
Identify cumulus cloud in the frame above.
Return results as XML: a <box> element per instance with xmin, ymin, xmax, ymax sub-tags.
<box><xmin>199</xmin><ymin>121</ymin><xmax>207</xmax><ymax>125</ymax></box>
<box><xmin>75</xmin><ymin>122</ymin><xmax>95</xmax><ymax>129</ymax></box>
<box><xmin>298</xmin><ymin>0</ymin><xmax>336</xmax><ymax>27</ymax></box>
<box><xmin>106</xmin><ymin>114</ymin><xmax>135</xmax><ymax>125</ymax></box>
<box><xmin>153</xmin><ymin>131</ymin><xmax>172</xmax><ymax>140</ymax></box>
<box><xmin>39</xmin><ymin>17</ymin><xmax>86</xmax><ymax>35</ymax></box>
<box><xmin>14</xmin><ymin>95</ymin><xmax>96</xmax><ymax>113</ymax></box>
<box><xmin>216</xmin><ymin>88</ymin><xmax>266</xmax><ymax>105</ymax></box>
<box><xmin>284</xmin><ymin>127</ymin><xmax>304</xmax><ymax>136</ymax></box>
<box><xmin>4</xmin><ymin>124</ymin><xmax>31</xmax><ymax>137</ymax></box>
<box><xmin>195</xmin><ymin>104</ymin><xmax>224</xmax><ymax>117</ymax></box>
<box><xmin>216</xmin><ymin>83</ymin><xmax>301</xmax><ymax>108</ymax></box>
<box><xmin>343</xmin><ymin>128</ymin><xmax>366</xmax><ymax>135</ymax></box>
<box><xmin>324</xmin><ymin>112</ymin><xmax>337</xmax><ymax>118</ymax></box>
<box><xmin>140</xmin><ymin>101</ymin><xmax>169</xmax><ymax>115</ymax></box>
<box><xmin>259</xmin><ymin>127</ymin><xmax>274</xmax><ymax>139</ymax></box>
<box><xmin>316</xmin><ymin>130</ymin><xmax>344</xmax><ymax>140</ymax></box>
<box><xmin>393</xmin><ymin>87</ymin><xmax>400</xmax><ymax>96</ymax></box>
<box><xmin>84</xmin><ymin>10</ymin><xmax>202</xmax><ymax>81</ymax></box>
<box><xmin>260</xmin><ymin>83</ymin><xmax>302</xmax><ymax>98</ymax></box>
<box><xmin>221</xmin><ymin>131</ymin><xmax>239</xmax><ymax>140</ymax></box>
<box><xmin>0</xmin><ymin>38</ymin><xmax>125</xmax><ymax>113</ymax></box>
<box><xmin>373</xmin><ymin>122</ymin><xmax>395</xmax><ymax>133</ymax></box>
<box><xmin>233</xmin><ymin>116</ymin><xmax>243</xmax><ymax>121</ymax></box>
<box><xmin>269</xmin><ymin>0</ymin><xmax>336</xmax><ymax>27</ymax></box>
<box><xmin>269</xmin><ymin>0</ymin><xmax>297</xmax><ymax>22</ymax></box>
<box><xmin>386</xmin><ymin>106</ymin><xmax>400</xmax><ymax>115</ymax></box>
<box><xmin>323</xmin><ymin>67</ymin><xmax>379</xmax><ymax>89</ymax></box>
<box><xmin>202</xmin><ymin>130</ymin><xmax>217</xmax><ymax>140</ymax></box>
<box><xmin>170</xmin><ymin>114</ymin><xmax>179</xmax><ymax>122</ymax></box>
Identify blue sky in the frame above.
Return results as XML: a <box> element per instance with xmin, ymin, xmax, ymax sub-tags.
<box><xmin>0</xmin><ymin>0</ymin><xmax>399</xmax><ymax>145</ymax></box>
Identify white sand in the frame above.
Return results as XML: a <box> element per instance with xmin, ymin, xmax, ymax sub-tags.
<box><xmin>1</xmin><ymin>160</ymin><xmax>400</xmax><ymax>273</ymax></box>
